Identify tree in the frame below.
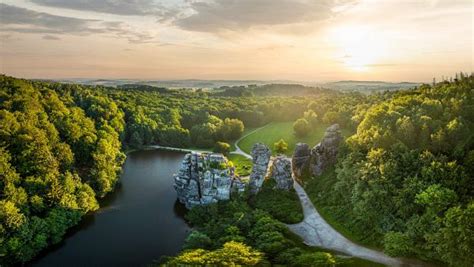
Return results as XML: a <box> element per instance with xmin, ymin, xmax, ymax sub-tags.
<box><xmin>294</xmin><ymin>252</ymin><xmax>337</xmax><ymax>267</ymax></box>
<box><xmin>273</xmin><ymin>139</ymin><xmax>288</xmax><ymax>154</ymax></box>
<box><xmin>303</xmin><ymin>110</ymin><xmax>318</xmax><ymax>128</ymax></box>
<box><xmin>214</xmin><ymin>141</ymin><xmax>230</xmax><ymax>155</ymax></box>
<box><xmin>216</xmin><ymin>118</ymin><xmax>244</xmax><ymax>141</ymax></box>
<box><xmin>166</xmin><ymin>241</ymin><xmax>263</xmax><ymax>266</ymax></box>
<box><xmin>293</xmin><ymin>118</ymin><xmax>310</xmax><ymax>137</ymax></box>
<box><xmin>190</xmin><ymin>123</ymin><xmax>216</xmax><ymax>148</ymax></box>
<box><xmin>183</xmin><ymin>231</ymin><xmax>212</xmax><ymax>250</ymax></box>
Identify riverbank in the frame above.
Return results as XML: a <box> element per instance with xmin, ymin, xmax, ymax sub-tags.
<box><xmin>31</xmin><ymin>150</ymin><xmax>190</xmax><ymax>266</ymax></box>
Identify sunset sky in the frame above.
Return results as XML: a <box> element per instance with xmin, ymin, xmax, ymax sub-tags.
<box><xmin>0</xmin><ymin>0</ymin><xmax>472</xmax><ymax>82</ymax></box>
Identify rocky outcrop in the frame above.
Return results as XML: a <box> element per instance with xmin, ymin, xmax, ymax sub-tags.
<box><xmin>269</xmin><ymin>156</ymin><xmax>293</xmax><ymax>190</ymax></box>
<box><xmin>174</xmin><ymin>152</ymin><xmax>243</xmax><ymax>209</ymax></box>
<box><xmin>291</xmin><ymin>124</ymin><xmax>342</xmax><ymax>179</ymax></box>
<box><xmin>249</xmin><ymin>143</ymin><xmax>272</xmax><ymax>194</ymax></box>
<box><xmin>310</xmin><ymin>124</ymin><xmax>342</xmax><ymax>176</ymax></box>
<box><xmin>292</xmin><ymin>143</ymin><xmax>311</xmax><ymax>180</ymax></box>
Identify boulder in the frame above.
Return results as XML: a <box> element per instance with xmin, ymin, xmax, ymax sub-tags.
<box><xmin>309</xmin><ymin>124</ymin><xmax>342</xmax><ymax>176</ymax></box>
<box><xmin>291</xmin><ymin>143</ymin><xmax>311</xmax><ymax>180</ymax></box>
<box><xmin>174</xmin><ymin>152</ymin><xmax>243</xmax><ymax>209</ymax></box>
<box><xmin>248</xmin><ymin>143</ymin><xmax>272</xmax><ymax>194</ymax></box>
<box><xmin>270</xmin><ymin>156</ymin><xmax>293</xmax><ymax>190</ymax></box>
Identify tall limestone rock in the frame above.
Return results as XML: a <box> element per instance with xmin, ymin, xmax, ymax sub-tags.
<box><xmin>310</xmin><ymin>124</ymin><xmax>342</xmax><ymax>176</ymax></box>
<box><xmin>291</xmin><ymin>124</ymin><xmax>342</xmax><ymax>179</ymax></box>
<box><xmin>174</xmin><ymin>152</ymin><xmax>244</xmax><ymax>209</ymax></box>
<box><xmin>249</xmin><ymin>143</ymin><xmax>271</xmax><ymax>194</ymax></box>
<box><xmin>292</xmin><ymin>143</ymin><xmax>311</xmax><ymax>181</ymax></box>
<box><xmin>269</xmin><ymin>156</ymin><xmax>293</xmax><ymax>190</ymax></box>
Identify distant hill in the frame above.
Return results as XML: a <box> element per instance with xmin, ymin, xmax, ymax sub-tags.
<box><xmin>323</xmin><ymin>80</ymin><xmax>420</xmax><ymax>92</ymax></box>
<box><xmin>50</xmin><ymin>78</ymin><xmax>421</xmax><ymax>93</ymax></box>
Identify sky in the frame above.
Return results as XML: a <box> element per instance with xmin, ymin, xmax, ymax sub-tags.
<box><xmin>0</xmin><ymin>0</ymin><xmax>472</xmax><ymax>82</ymax></box>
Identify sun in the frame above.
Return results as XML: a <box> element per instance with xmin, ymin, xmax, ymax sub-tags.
<box><xmin>329</xmin><ymin>25</ymin><xmax>386</xmax><ymax>72</ymax></box>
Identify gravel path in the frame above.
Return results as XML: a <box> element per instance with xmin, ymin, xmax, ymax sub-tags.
<box><xmin>287</xmin><ymin>181</ymin><xmax>405</xmax><ymax>266</ymax></box>
<box><xmin>231</xmin><ymin>127</ymin><xmax>426</xmax><ymax>267</ymax></box>
<box><xmin>230</xmin><ymin>124</ymin><xmax>270</xmax><ymax>159</ymax></box>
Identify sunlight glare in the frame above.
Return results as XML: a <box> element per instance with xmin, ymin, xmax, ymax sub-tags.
<box><xmin>329</xmin><ymin>25</ymin><xmax>386</xmax><ymax>72</ymax></box>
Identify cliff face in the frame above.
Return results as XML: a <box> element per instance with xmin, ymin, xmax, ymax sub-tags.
<box><xmin>248</xmin><ymin>143</ymin><xmax>272</xmax><ymax>194</ymax></box>
<box><xmin>174</xmin><ymin>152</ymin><xmax>244</xmax><ymax>209</ymax></box>
<box><xmin>292</xmin><ymin>124</ymin><xmax>342</xmax><ymax>180</ymax></box>
<box><xmin>291</xmin><ymin>143</ymin><xmax>311</xmax><ymax>179</ymax></box>
<box><xmin>269</xmin><ymin>156</ymin><xmax>293</xmax><ymax>190</ymax></box>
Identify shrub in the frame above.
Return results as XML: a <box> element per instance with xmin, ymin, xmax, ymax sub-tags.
<box><xmin>274</xmin><ymin>139</ymin><xmax>288</xmax><ymax>154</ymax></box>
<box><xmin>214</xmin><ymin>141</ymin><xmax>231</xmax><ymax>155</ymax></box>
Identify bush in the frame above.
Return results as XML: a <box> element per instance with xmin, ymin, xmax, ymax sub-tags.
<box><xmin>294</xmin><ymin>252</ymin><xmax>336</xmax><ymax>267</ymax></box>
<box><xmin>214</xmin><ymin>141</ymin><xmax>230</xmax><ymax>155</ymax></box>
<box><xmin>250</xmin><ymin>179</ymin><xmax>304</xmax><ymax>224</ymax></box>
<box><xmin>274</xmin><ymin>139</ymin><xmax>288</xmax><ymax>154</ymax></box>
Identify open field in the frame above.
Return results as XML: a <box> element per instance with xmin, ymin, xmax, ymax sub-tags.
<box><xmin>238</xmin><ymin>122</ymin><xmax>352</xmax><ymax>156</ymax></box>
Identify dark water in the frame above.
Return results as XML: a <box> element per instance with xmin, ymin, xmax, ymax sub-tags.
<box><xmin>31</xmin><ymin>150</ymin><xmax>190</xmax><ymax>267</ymax></box>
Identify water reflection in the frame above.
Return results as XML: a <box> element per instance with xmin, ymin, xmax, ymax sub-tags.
<box><xmin>31</xmin><ymin>150</ymin><xmax>190</xmax><ymax>267</ymax></box>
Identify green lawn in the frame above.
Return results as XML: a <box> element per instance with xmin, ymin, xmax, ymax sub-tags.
<box><xmin>227</xmin><ymin>154</ymin><xmax>252</xmax><ymax>177</ymax></box>
<box><xmin>238</xmin><ymin>122</ymin><xmax>352</xmax><ymax>156</ymax></box>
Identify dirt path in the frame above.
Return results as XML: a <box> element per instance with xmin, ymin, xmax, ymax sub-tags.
<box><xmin>288</xmin><ymin>181</ymin><xmax>407</xmax><ymax>266</ymax></box>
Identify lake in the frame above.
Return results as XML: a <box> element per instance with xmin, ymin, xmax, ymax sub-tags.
<box><xmin>31</xmin><ymin>149</ymin><xmax>190</xmax><ymax>267</ymax></box>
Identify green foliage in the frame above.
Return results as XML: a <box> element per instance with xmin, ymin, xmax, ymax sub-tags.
<box><xmin>181</xmin><ymin>199</ymin><xmax>341</xmax><ymax>265</ymax></box>
<box><xmin>227</xmin><ymin>154</ymin><xmax>252</xmax><ymax>177</ymax></box>
<box><xmin>293</xmin><ymin>118</ymin><xmax>310</xmax><ymax>137</ymax></box>
<box><xmin>293</xmin><ymin>251</ymin><xmax>337</xmax><ymax>267</ymax></box>
<box><xmin>183</xmin><ymin>231</ymin><xmax>213</xmax><ymax>250</ymax></box>
<box><xmin>305</xmin><ymin>75</ymin><xmax>474</xmax><ymax>266</ymax></box>
<box><xmin>383</xmin><ymin>232</ymin><xmax>412</xmax><ymax>257</ymax></box>
<box><xmin>165</xmin><ymin>241</ymin><xmax>263</xmax><ymax>266</ymax></box>
<box><xmin>238</xmin><ymin>122</ymin><xmax>351</xmax><ymax>156</ymax></box>
<box><xmin>304</xmin><ymin>109</ymin><xmax>319</xmax><ymax>128</ymax></box>
<box><xmin>273</xmin><ymin>138</ymin><xmax>288</xmax><ymax>154</ymax></box>
<box><xmin>249</xmin><ymin>179</ymin><xmax>304</xmax><ymax>224</ymax></box>
<box><xmin>213</xmin><ymin>141</ymin><xmax>230</xmax><ymax>155</ymax></box>
<box><xmin>0</xmin><ymin>76</ymin><xmax>118</xmax><ymax>264</ymax></box>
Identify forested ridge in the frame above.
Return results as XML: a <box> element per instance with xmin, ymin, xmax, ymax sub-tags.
<box><xmin>305</xmin><ymin>74</ymin><xmax>474</xmax><ymax>266</ymax></box>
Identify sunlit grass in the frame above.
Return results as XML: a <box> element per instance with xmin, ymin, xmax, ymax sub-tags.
<box><xmin>227</xmin><ymin>154</ymin><xmax>252</xmax><ymax>177</ymax></box>
<box><xmin>238</xmin><ymin>121</ymin><xmax>351</xmax><ymax>156</ymax></box>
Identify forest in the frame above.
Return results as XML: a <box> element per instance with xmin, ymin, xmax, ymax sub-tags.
<box><xmin>0</xmin><ymin>74</ymin><xmax>473</xmax><ymax>266</ymax></box>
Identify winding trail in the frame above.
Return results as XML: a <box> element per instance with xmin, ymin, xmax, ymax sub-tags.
<box><xmin>233</xmin><ymin>127</ymin><xmax>409</xmax><ymax>267</ymax></box>
<box><xmin>230</xmin><ymin>124</ymin><xmax>270</xmax><ymax>159</ymax></box>
<box><xmin>287</xmin><ymin>181</ymin><xmax>405</xmax><ymax>266</ymax></box>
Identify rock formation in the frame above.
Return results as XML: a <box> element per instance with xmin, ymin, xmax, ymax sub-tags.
<box><xmin>269</xmin><ymin>156</ymin><xmax>293</xmax><ymax>190</ymax></box>
<box><xmin>248</xmin><ymin>143</ymin><xmax>272</xmax><ymax>194</ymax></box>
<box><xmin>310</xmin><ymin>124</ymin><xmax>342</xmax><ymax>176</ymax></box>
<box><xmin>291</xmin><ymin>124</ymin><xmax>342</xmax><ymax>179</ymax></box>
<box><xmin>292</xmin><ymin>143</ymin><xmax>311</xmax><ymax>180</ymax></box>
<box><xmin>174</xmin><ymin>152</ymin><xmax>243</xmax><ymax>209</ymax></box>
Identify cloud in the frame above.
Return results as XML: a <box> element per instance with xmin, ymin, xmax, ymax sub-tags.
<box><xmin>42</xmin><ymin>34</ymin><xmax>61</xmax><ymax>40</ymax></box>
<box><xmin>0</xmin><ymin>3</ymin><xmax>156</xmax><ymax>43</ymax></box>
<box><xmin>0</xmin><ymin>3</ymin><xmax>101</xmax><ymax>34</ymax></box>
<box><xmin>30</xmin><ymin>0</ymin><xmax>166</xmax><ymax>16</ymax></box>
<box><xmin>172</xmin><ymin>0</ymin><xmax>354</xmax><ymax>33</ymax></box>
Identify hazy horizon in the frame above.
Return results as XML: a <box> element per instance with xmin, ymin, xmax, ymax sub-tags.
<box><xmin>1</xmin><ymin>0</ymin><xmax>473</xmax><ymax>82</ymax></box>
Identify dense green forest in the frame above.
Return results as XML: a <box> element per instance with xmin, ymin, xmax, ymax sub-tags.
<box><xmin>0</xmin><ymin>75</ymin><xmax>361</xmax><ymax>265</ymax></box>
<box><xmin>1</xmin><ymin>74</ymin><xmax>472</xmax><ymax>266</ymax></box>
<box><xmin>160</xmin><ymin>193</ymin><xmax>343</xmax><ymax>266</ymax></box>
<box><xmin>304</xmin><ymin>74</ymin><xmax>474</xmax><ymax>266</ymax></box>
